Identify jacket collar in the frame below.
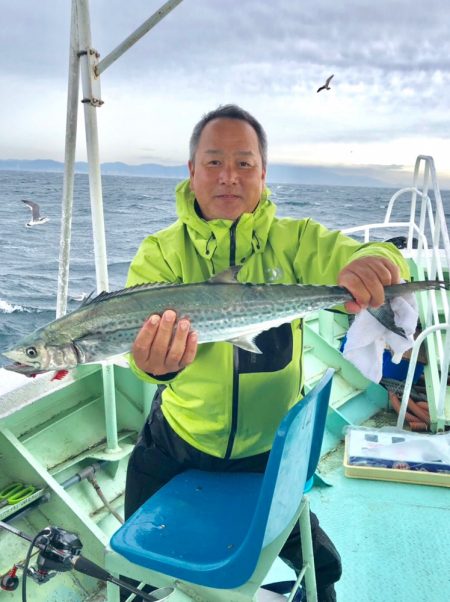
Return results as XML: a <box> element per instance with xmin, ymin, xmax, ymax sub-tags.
<box><xmin>175</xmin><ymin>179</ymin><xmax>276</xmax><ymax>267</ymax></box>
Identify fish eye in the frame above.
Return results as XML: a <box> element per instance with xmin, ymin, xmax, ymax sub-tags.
<box><xmin>25</xmin><ymin>346</ymin><xmax>38</xmax><ymax>358</ymax></box>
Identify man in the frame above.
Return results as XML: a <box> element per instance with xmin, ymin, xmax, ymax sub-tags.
<box><xmin>125</xmin><ymin>104</ymin><xmax>409</xmax><ymax>601</ymax></box>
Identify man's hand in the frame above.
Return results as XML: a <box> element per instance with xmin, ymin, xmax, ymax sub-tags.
<box><xmin>132</xmin><ymin>310</ymin><xmax>198</xmax><ymax>376</ymax></box>
<box><xmin>338</xmin><ymin>256</ymin><xmax>401</xmax><ymax>313</ymax></box>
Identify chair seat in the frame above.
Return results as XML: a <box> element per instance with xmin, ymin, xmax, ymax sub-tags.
<box><xmin>110</xmin><ymin>370</ymin><xmax>334</xmax><ymax>596</ymax></box>
<box><xmin>110</xmin><ymin>469</ymin><xmax>264</xmax><ymax>588</ymax></box>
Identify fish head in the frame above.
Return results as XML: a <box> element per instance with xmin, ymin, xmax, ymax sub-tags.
<box><xmin>2</xmin><ymin>337</ymin><xmax>79</xmax><ymax>376</ymax></box>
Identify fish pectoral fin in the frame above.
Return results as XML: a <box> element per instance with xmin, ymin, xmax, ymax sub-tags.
<box><xmin>107</xmin><ymin>353</ymin><xmax>130</xmax><ymax>368</ymax></box>
<box><xmin>208</xmin><ymin>266</ymin><xmax>242</xmax><ymax>284</ymax></box>
<box><xmin>80</xmin><ymin>353</ymin><xmax>130</xmax><ymax>368</ymax></box>
<box><xmin>227</xmin><ymin>334</ymin><xmax>262</xmax><ymax>354</ymax></box>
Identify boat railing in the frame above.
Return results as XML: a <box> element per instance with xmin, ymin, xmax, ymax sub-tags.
<box><xmin>343</xmin><ymin>155</ymin><xmax>449</xmax><ymax>431</ymax></box>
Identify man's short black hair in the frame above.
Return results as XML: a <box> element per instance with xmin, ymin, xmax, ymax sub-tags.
<box><xmin>189</xmin><ymin>104</ymin><xmax>267</xmax><ymax>169</ymax></box>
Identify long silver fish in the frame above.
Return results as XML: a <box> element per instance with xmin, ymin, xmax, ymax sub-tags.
<box><xmin>3</xmin><ymin>268</ymin><xmax>449</xmax><ymax>375</ymax></box>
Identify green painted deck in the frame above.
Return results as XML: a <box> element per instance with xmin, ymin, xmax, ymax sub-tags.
<box><xmin>310</xmin><ymin>440</ymin><xmax>450</xmax><ymax>602</ymax></box>
<box><xmin>264</xmin><ymin>405</ymin><xmax>450</xmax><ymax>602</ymax></box>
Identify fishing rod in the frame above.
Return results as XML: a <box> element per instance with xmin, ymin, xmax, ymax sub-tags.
<box><xmin>0</xmin><ymin>520</ymin><xmax>158</xmax><ymax>601</ymax></box>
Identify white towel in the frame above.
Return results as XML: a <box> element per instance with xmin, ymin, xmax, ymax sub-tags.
<box><xmin>343</xmin><ymin>292</ymin><xmax>418</xmax><ymax>383</ymax></box>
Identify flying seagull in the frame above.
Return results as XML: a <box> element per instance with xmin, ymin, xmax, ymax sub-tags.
<box><xmin>22</xmin><ymin>199</ymin><xmax>49</xmax><ymax>228</ymax></box>
<box><xmin>317</xmin><ymin>74</ymin><xmax>334</xmax><ymax>93</ymax></box>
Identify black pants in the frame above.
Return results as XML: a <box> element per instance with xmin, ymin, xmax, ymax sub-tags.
<box><xmin>125</xmin><ymin>406</ymin><xmax>342</xmax><ymax>602</ymax></box>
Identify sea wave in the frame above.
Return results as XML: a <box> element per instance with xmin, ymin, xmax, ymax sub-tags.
<box><xmin>0</xmin><ymin>299</ymin><xmax>41</xmax><ymax>314</ymax></box>
<box><xmin>1</xmin><ymin>170</ymin><xmax>449</xmax><ymax>358</ymax></box>
<box><xmin>0</xmin><ymin>299</ymin><xmax>26</xmax><ymax>313</ymax></box>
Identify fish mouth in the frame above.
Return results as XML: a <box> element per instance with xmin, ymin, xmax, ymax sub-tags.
<box><xmin>3</xmin><ymin>361</ymin><xmax>42</xmax><ymax>376</ymax></box>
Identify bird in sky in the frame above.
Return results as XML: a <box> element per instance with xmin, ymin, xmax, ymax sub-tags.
<box><xmin>22</xmin><ymin>199</ymin><xmax>49</xmax><ymax>228</ymax></box>
<box><xmin>317</xmin><ymin>74</ymin><xmax>334</xmax><ymax>93</ymax></box>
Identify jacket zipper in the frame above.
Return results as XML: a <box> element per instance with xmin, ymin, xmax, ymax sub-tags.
<box><xmin>298</xmin><ymin>320</ymin><xmax>304</xmax><ymax>397</ymax></box>
<box><xmin>224</xmin><ymin>220</ymin><xmax>239</xmax><ymax>459</ymax></box>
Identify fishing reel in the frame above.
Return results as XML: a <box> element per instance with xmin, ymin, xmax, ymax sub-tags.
<box><xmin>0</xmin><ymin>519</ymin><xmax>158</xmax><ymax>602</ymax></box>
<box><xmin>35</xmin><ymin>525</ymin><xmax>82</xmax><ymax>572</ymax></box>
<box><xmin>18</xmin><ymin>526</ymin><xmax>83</xmax><ymax>585</ymax></box>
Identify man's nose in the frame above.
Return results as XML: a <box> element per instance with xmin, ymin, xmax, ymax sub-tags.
<box><xmin>218</xmin><ymin>164</ymin><xmax>238</xmax><ymax>184</ymax></box>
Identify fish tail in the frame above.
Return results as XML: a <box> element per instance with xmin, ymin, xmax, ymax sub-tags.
<box><xmin>385</xmin><ymin>280</ymin><xmax>450</xmax><ymax>298</ymax></box>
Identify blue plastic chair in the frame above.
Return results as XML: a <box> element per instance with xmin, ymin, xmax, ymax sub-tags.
<box><xmin>109</xmin><ymin>369</ymin><xmax>334</xmax><ymax>598</ymax></box>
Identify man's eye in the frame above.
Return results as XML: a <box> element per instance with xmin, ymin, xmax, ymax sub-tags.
<box><xmin>207</xmin><ymin>160</ymin><xmax>221</xmax><ymax>166</ymax></box>
<box><xmin>239</xmin><ymin>161</ymin><xmax>252</xmax><ymax>168</ymax></box>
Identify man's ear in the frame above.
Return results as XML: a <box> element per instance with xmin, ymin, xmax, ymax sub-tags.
<box><xmin>261</xmin><ymin>168</ymin><xmax>267</xmax><ymax>188</ymax></box>
<box><xmin>188</xmin><ymin>160</ymin><xmax>195</xmax><ymax>184</ymax></box>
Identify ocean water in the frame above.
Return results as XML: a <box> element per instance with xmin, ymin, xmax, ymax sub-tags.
<box><xmin>1</xmin><ymin>169</ymin><xmax>449</xmax><ymax>366</ymax></box>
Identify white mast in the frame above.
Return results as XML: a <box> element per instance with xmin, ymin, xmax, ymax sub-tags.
<box><xmin>56</xmin><ymin>0</ymin><xmax>184</xmax><ymax>453</ymax></box>
<box><xmin>56</xmin><ymin>0</ymin><xmax>184</xmax><ymax>315</ymax></box>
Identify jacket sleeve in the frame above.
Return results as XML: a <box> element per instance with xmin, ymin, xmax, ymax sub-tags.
<box><xmin>125</xmin><ymin>235</ymin><xmax>181</xmax><ymax>385</ymax></box>
<box><xmin>293</xmin><ymin>219</ymin><xmax>410</xmax><ymax>284</ymax></box>
<box><xmin>126</xmin><ymin>235</ymin><xmax>179</xmax><ymax>287</ymax></box>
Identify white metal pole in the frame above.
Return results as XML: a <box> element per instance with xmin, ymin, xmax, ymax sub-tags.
<box><xmin>77</xmin><ymin>0</ymin><xmax>109</xmax><ymax>294</ymax></box>
<box><xmin>77</xmin><ymin>0</ymin><xmax>119</xmax><ymax>453</ymax></box>
<box><xmin>56</xmin><ymin>0</ymin><xmax>81</xmax><ymax>318</ymax></box>
<box><xmin>97</xmin><ymin>0</ymin><xmax>184</xmax><ymax>75</ymax></box>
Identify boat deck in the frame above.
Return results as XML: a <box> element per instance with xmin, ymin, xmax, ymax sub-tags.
<box><xmin>263</xmin><ymin>420</ymin><xmax>449</xmax><ymax>602</ymax></box>
<box><xmin>307</xmin><ymin>440</ymin><xmax>450</xmax><ymax>602</ymax></box>
<box><xmin>1</xmin><ymin>376</ymin><xmax>449</xmax><ymax>602</ymax></box>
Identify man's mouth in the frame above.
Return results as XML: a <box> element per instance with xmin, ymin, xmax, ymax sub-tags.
<box><xmin>215</xmin><ymin>194</ymin><xmax>241</xmax><ymax>200</ymax></box>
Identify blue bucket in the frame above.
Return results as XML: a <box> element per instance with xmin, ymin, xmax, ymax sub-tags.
<box><xmin>382</xmin><ymin>349</ymin><xmax>424</xmax><ymax>383</ymax></box>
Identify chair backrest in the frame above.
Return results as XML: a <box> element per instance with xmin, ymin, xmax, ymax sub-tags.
<box><xmin>252</xmin><ymin>369</ymin><xmax>334</xmax><ymax>549</ymax></box>
<box><xmin>306</xmin><ymin>371</ymin><xmax>333</xmax><ymax>486</ymax></box>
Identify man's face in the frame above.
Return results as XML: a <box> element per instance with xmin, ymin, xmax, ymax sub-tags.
<box><xmin>188</xmin><ymin>118</ymin><xmax>266</xmax><ymax>221</ymax></box>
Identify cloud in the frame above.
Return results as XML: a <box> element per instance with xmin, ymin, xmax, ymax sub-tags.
<box><xmin>1</xmin><ymin>0</ymin><xmax>449</xmax><ymax>179</ymax></box>
<box><xmin>5</xmin><ymin>1</ymin><xmax>449</xmax><ymax>80</ymax></box>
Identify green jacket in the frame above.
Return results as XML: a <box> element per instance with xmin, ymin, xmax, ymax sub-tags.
<box><xmin>127</xmin><ymin>179</ymin><xmax>409</xmax><ymax>459</ymax></box>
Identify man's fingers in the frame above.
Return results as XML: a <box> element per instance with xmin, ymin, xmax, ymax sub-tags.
<box><xmin>385</xmin><ymin>258</ymin><xmax>400</xmax><ymax>280</ymax></box>
<box><xmin>165</xmin><ymin>319</ymin><xmax>192</xmax><ymax>368</ymax></box>
<box><xmin>132</xmin><ymin>311</ymin><xmax>198</xmax><ymax>375</ymax></box>
<box><xmin>339</xmin><ymin>257</ymin><xmax>402</xmax><ymax>310</ymax></box>
<box><xmin>365</xmin><ymin>257</ymin><xmax>400</xmax><ymax>286</ymax></box>
<box><xmin>343</xmin><ymin>300</ymin><xmax>364</xmax><ymax>314</ymax></box>
<box><xmin>150</xmin><ymin>310</ymin><xmax>177</xmax><ymax>357</ymax></box>
<box><xmin>132</xmin><ymin>314</ymin><xmax>160</xmax><ymax>366</ymax></box>
<box><xmin>180</xmin><ymin>332</ymin><xmax>198</xmax><ymax>368</ymax></box>
<box><xmin>339</xmin><ymin>267</ymin><xmax>373</xmax><ymax>308</ymax></box>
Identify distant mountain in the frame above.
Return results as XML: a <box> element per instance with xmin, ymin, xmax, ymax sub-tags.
<box><xmin>266</xmin><ymin>164</ymin><xmax>385</xmax><ymax>187</ymax></box>
<box><xmin>0</xmin><ymin>158</ymin><xmax>394</xmax><ymax>188</ymax></box>
<box><xmin>0</xmin><ymin>159</ymin><xmax>189</xmax><ymax>179</ymax></box>
<box><xmin>0</xmin><ymin>159</ymin><xmax>66</xmax><ymax>172</ymax></box>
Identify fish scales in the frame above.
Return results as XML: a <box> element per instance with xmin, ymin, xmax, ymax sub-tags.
<box><xmin>3</xmin><ymin>271</ymin><xmax>449</xmax><ymax>375</ymax></box>
<box><xmin>56</xmin><ymin>282</ymin><xmax>351</xmax><ymax>347</ymax></box>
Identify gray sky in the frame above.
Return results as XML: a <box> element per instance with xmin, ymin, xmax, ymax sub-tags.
<box><xmin>1</xmin><ymin>0</ymin><xmax>449</xmax><ymax>183</ymax></box>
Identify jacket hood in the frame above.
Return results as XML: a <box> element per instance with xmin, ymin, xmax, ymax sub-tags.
<box><xmin>174</xmin><ymin>178</ymin><xmax>276</xmax><ymax>265</ymax></box>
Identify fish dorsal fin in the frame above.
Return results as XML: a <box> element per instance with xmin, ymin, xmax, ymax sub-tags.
<box><xmin>208</xmin><ymin>266</ymin><xmax>242</xmax><ymax>284</ymax></box>
<box><xmin>78</xmin><ymin>282</ymin><xmax>174</xmax><ymax>308</ymax></box>
<box><xmin>77</xmin><ymin>269</ymin><xmax>243</xmax><ymax>309</ymax></box>
<box><xmin>78</xmin><ymin>290</ymin><xmax>96</xmax><ymax>307</ymax></box>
